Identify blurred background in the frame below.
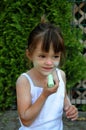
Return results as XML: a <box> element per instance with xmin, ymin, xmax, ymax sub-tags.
<box><xmin>0</xmin><ymin>0</ymin><xmax>86</xmax><ymax>111</ymax></box>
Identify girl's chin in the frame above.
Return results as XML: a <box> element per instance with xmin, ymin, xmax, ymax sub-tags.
<box><xmin>41</xmin><ymin>71</ymin><xmax>54</xmax><ymax>76</ymax></box>
<box><xmin>42</xmin><ymin>73</ymin><xmax>50</xmax><ymax>76</ymax></box>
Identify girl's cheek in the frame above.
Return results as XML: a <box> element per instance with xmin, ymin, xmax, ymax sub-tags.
<box><xmin>33</xmin><ymin>61</ymin><xmax>39</xmax><ymax>67</ymax></box>
<box><xmin>54</xmin><ymin>61</ymin><xmax>60</xmax><ymax>68</ymax></box>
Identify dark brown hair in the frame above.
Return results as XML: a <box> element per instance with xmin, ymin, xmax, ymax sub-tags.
<box><xmin>27</xmin><ymin>17</ymin><xmax>65</xmax><ymax>56</ymax></box>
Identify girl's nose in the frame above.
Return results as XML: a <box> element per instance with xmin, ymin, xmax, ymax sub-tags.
<box><xmin>45</xmin><ymin>59</ymin><xmax>53</xmax><ymax>65</ymax></box>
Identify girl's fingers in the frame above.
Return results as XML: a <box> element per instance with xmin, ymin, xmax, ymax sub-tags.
<box><xmin>66</xmin><ymin>105</ymin><xmax>78</xmax><ymax>120</ymax></box>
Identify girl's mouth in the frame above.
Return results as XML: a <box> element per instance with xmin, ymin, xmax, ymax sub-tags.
<box><xmin>42</xmin><ymin>67</ymin><xmax>53</xmax><ymax>71</ymax></box>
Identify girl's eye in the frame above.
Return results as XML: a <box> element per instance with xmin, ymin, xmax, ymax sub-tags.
<box><xmin>53</xmin><ymin>55</ymin><xmax>60</xmax><ymax>58</ymax></box>
<box><xmin>39</xmin><ymin>55</ymin><xmax>45</xmax><ymax>58</ymax></box>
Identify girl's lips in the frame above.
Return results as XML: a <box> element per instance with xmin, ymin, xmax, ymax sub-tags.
<box><xmin>42</xmin><ymin>67</ymin><xmax>53</xmax><ymax>71</ymax></box>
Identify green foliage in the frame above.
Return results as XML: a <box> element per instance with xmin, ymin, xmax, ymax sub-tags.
<box><xmin>62</xmin><ymin>28</ymin><xmax>86</xmax><ymax>88</ymax></box>
<box><xmin>0</xmin><ymin>0</ymin><xmax>86</xmax><ymax>110</ymax></box>
<box><xmin>82</xmin><ymin>105</ymin><xmax>86</xmax><ymax>111</ymax></box>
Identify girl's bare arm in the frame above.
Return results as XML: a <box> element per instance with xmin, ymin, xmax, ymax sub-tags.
<box><xmin>60</xmin><ymin>69</ymin><xmax>78</xmax><ymax>120</ymax></box>
<box><xmin>16</xmin><ymin>75</ymin><xmax>58</xmax><ymax>126</ymax></box>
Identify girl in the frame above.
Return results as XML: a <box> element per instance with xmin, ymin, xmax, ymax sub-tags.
<box><xmin>16</xmin><ymin>18</ymin><xmax>78</xmax><ymax>130</ymax></box>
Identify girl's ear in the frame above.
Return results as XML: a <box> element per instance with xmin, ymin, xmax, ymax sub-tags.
<box><xmin>26</xmin><ymin>49</ymin><xmax>32</xmax><ymax>60</ymax></box>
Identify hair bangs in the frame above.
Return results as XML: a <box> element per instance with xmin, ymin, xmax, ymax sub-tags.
<box><xmin>41</xmin><ymin>29</ymin><xmax>65</xmax><ymax>54</ymax></box>
<box><xmin>52</xmin><ymin>32</ymin><xmax>65</xmax><ymax>53</ymax></box>
<box><xmin>41</xmin><ymin>30</ymin><xmax>51</xmax><ymax>52</ymax></box>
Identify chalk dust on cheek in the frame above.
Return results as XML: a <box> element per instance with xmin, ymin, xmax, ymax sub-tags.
<box><xmin>33</xmin><ymin>61</ymin><xmax>53</xmax><ymax>76</ymax></box>
<box><xmin>53</xmin><ymin>61</ymin><xmax>59</xmax><ymax>68</ymax></box>
<box><xmin>33</xmin><ymin>60</ymin><xmax>38</xmax><ymax>68</ymax></box>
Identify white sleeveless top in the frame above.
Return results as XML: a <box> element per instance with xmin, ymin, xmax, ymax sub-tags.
<box><xmin>19</xmin><ymin>69</ymin><xmax>65</xmax><ymax>130</ymax></box>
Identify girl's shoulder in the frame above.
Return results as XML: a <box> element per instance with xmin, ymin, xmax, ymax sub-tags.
<box><xmin>16</xmin><ymin>72</ymin><xmax>31</xmax><ymax>89</ymax></box>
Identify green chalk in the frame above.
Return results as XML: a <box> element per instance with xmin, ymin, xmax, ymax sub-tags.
<box><xmin>48</xmin><ymin>74</ymin><xmax>54</xmax><ymax>88</ymax></box>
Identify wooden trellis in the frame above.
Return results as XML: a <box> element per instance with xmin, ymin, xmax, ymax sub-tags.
<box><xmin>68</xmin><ymin>1</ymin><xmax>86</xmax><ymax>105</ymax></box>
<box><xmin>69</xmin><ymin>80</ymin><xmax>86</xmax><ymax>104</ymax></box>
<box><xmin>73</xmin><ymin>1</ymin><xmax>86</xmax><ymax>46</ymax></box>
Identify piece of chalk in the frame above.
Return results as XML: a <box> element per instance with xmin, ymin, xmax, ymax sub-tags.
<box><xmin>47</xmin><ymin>74</ymin><xmax>54</xmax><ymax>88</ymax></box>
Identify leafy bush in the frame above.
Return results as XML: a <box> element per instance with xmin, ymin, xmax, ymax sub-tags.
<box><xmin>0</xmin><ymin>0</ymin><xmax>86</xmax><ymax>110</ymax></box>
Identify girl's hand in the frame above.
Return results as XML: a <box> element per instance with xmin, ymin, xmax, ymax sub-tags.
<box><xmin>42</xmin><ymin>79</ymin><xmax>59</xmax><ymax>98</ymax></box>
<box><xmin>64</xmin><ymin>105</ymin><xmax>78</xmax><ymax>121</ymax></box>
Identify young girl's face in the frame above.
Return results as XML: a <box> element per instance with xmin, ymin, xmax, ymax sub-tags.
<box><xmin>30</xmin><ymin>41</ymin><xmax>61</xmax><ymax>76</ymax></box>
